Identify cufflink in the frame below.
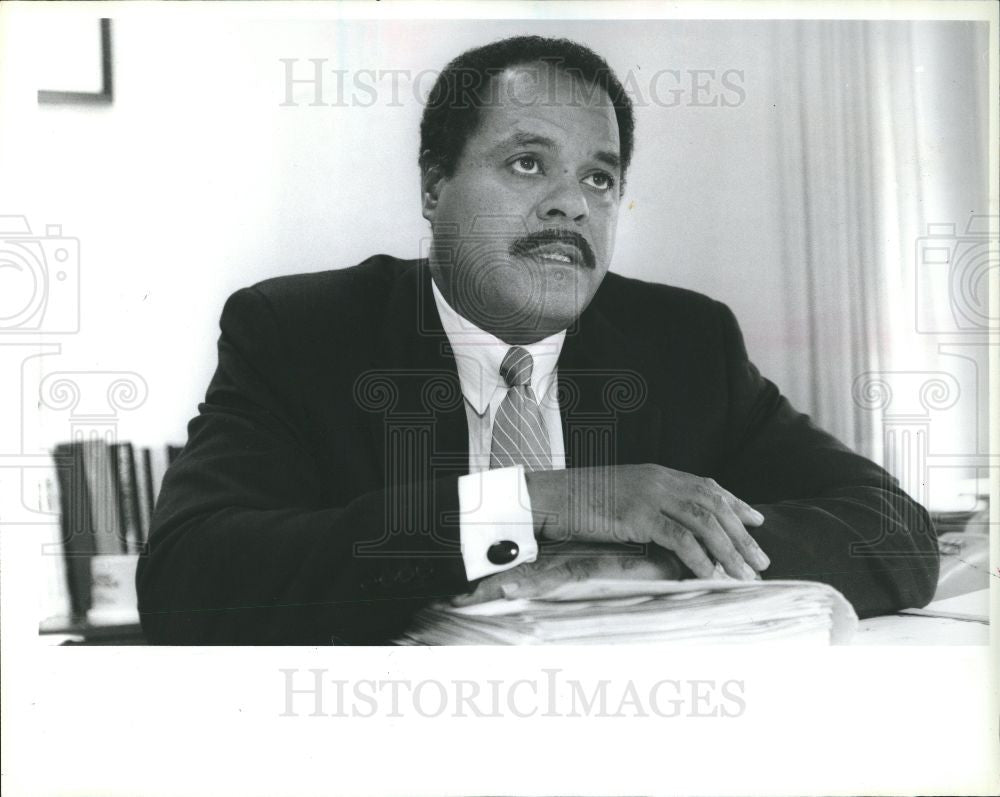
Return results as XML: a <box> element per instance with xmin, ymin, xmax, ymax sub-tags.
<box><xmin>487</xmin><ymin>540</ymin><xmax>519</xmax><ymax>565</ymax></box>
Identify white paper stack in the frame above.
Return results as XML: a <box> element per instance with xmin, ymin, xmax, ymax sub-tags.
<box><xmin>399</xmin><ymin>579</ymin><xmax>858</xmax><ymax>645</ymax></box>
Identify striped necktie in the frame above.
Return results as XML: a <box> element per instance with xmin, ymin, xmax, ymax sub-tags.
<box><xmin>490</xmin><ymin>346</ymin><xmax>552</xmax><ymax>472</ymax></box>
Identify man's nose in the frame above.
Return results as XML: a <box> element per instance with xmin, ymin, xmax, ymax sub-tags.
<box><xmin>535</xmin><ymin>173</ymin><xmax>589</xmax><ymax>223</ymax></box>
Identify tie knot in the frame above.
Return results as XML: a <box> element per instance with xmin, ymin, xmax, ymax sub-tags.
<box><xmin>500</xmin><ymin>346</ymin><xmax>533</xmax><ymax>387</ymax></box>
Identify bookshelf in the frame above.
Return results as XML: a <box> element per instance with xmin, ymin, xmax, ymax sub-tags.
<box><xmin>38</xmin><ymin>439</ymin><xmax>181</xmax><ymax>646</ymax></box>
<box><xmin>40</xmin><ymin>621</ymin><xmax>146</xmax><ymax>645</ymax></box>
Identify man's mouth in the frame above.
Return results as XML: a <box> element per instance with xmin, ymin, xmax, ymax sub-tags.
<box><xmin>509</xmin><ymin>230</ymin><xmax>596</xmax><ymax>270</ymax></box>
<box><xmin>523</xmin><ymin>242</ymin><xmax>582</xmax><ymax>266</ymax></box>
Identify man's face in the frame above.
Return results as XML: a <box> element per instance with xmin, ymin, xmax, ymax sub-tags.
<box><xmin>423</xmin><ymin>62</ymin><xmax>622</xmax><ymax>344</ymax></box>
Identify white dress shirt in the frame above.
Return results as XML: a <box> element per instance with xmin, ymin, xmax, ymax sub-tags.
<box><xmin>431</xmin><ymin>278</ymin><xmax>566</xmax><ymax>581</ymax></box>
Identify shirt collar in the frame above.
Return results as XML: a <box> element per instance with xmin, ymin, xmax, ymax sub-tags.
<box><xmin>431</xmin><ymin>277</ymin><xmax>566</xmax><ymax>416</ymax></box>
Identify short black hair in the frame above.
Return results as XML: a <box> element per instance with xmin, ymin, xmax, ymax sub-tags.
<box><xmin>419</xmin><ymin>36</ymin><xmax>635</xmax><ymax>190</ymax></box>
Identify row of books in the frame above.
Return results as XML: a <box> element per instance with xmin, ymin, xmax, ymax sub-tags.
<box><xmin>40</xmin><ymin>440</ymin><xmax>182</xmax><ymax>629</ymax></box>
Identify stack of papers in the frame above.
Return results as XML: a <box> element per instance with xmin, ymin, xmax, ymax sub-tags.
<box><xmin>399</xmin><ymin>579</ymin><xmax>858</xmax><ymax>645</ymax></box>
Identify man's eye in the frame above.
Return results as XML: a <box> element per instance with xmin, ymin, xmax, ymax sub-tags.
<box><xmin>583</xmin><ymin>172</ymin><xmax>616</xmax><ymax>192</ymax></box>
<box><xmin>511</xmin><ymin>156</ymin><xmax>542</xmax><ymax>175</ymax></box>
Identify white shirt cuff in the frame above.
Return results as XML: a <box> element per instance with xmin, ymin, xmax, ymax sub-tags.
<box><xmin>458</xmin><ymin>465</ymin><xmax>538</xmax><ymax>581</ymax></box>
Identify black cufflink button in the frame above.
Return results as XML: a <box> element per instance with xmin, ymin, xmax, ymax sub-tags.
<box><xmin>487</xmin><ymin>540</ymin><xmax>519</xmax><ymax>565</ymax></box>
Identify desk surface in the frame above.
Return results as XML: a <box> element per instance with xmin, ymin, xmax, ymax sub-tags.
<box><xmin>39</xmin><ymin>587</ymin><xmax>992</xmax><ymax>647</ymax></box>
<box><xmin>853</xmin><ymin>589</ymin><xmax>990</xmax><ymax>645</ymax></box>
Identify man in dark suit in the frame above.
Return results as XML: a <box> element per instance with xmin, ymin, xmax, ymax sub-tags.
<box><xmin>136</xmin><ymin>36</ymin><xmax>938</xmax><ymax>644</ymax></box>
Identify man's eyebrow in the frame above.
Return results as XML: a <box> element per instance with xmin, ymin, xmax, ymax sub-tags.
<box><xmin>493</xmin><ymin>132</ymin><xmax>622</xmax><ymax>174</ymax></box>
<box><xmin>593</xmin><ymin>150</ymin><xmax>621</xmax><ymax>173</ymax></box>
<box><xmin>494</xmin><ymin>132</ymin><xmax>558</xmax><ymax>152</ymax></box>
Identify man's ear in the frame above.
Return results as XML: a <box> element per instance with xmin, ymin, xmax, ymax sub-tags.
<box><xmin>420</xmin><ymin>161</ymin><xmax>446</xmax><ymax>222</ymax></box>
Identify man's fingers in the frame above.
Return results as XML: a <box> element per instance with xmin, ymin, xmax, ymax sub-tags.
<box><xmin>699</xmin><ymin>514</ymin><xmax>756</xmax><ymax>580</ymax></box>
<box><xmin>725</xmin><ymin>491</ymin><xmax>766</xmax><ymax>528</ymax></box>
<box><xmin>665</xmin><ymin>504</ymin><xmax>754</xmax><ymax>580</ymax></box>
<box><xmin>504</xmin><ymin>559</ymin><xmax>595</xmax><ymax>599</ymax></box>
<box><xmin>450</xmin><ymin>576</ymin><xmax>508</xmax><ymax>606</ymax></box>
<box><xmin>697</xmin><ymin>476</ymin><xmax>764</xmax><ymax>527</ymax></box>
<box><xmin>709</xmin><ymin>499</ymin><xmax>771</xmax><ymax>572</ymax></box>
<box><xmin>695</xmin><ymin>478</ymin><xmax>770</xmax><ymax>571</ymax></box>
<box><xmin>451</xmin><ymin>558</ymin><xmax>595</xmax><ymax>606</ymax></box>
<box><xmin>655</xmin><ymin>519</ymin><xmax>716</xmax><ymax>579</ymax></box>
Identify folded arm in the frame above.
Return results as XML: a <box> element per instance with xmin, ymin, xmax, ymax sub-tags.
<box><xmin>712</xmin><ymin>301</ymin><xmax>939</xmax><ymax>617</ymax></box>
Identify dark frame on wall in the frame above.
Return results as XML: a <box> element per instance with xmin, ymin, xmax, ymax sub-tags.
<box><xmin>37</xmin><ymin>18</ymin><xmax>113</xmax><ymax>105</ymax></box>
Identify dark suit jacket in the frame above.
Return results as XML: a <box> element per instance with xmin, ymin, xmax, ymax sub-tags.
<box><xmin>136</xmin><ymin>256</ymin><xmax>939</xmax><ymax>644</ymax></box>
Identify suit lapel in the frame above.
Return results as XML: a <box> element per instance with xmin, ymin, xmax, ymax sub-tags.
<box><xmin>365</xmin><ymin>262</ymin><xmax>469</xmax><ymax>486</ymax></box>
<box><xmin>557</xmin><ymin>298</ymin><xmax>663</xmax><ymax>470</ymax></box>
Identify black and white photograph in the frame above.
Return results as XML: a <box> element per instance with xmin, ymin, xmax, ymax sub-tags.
<box><xmin>0</xmin><ymin>1</ymin><xmax>996</xmax><ymax>795</ymax></box>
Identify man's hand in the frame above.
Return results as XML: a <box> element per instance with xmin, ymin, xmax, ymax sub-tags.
<box><xmin>452</xmin><ymin>543</ymin><xmax>685</xmax><ymax>607</ymax></box>
<box><xmin>524</xmin><ymin>464</ymin><xmax>770</xmax><ymax>580</ymax></box>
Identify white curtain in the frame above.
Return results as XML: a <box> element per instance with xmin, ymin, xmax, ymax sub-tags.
<box><xmin>770</xmin><ymin>21</ymin><xmax>991</xmax><ymax>511</ymax></box>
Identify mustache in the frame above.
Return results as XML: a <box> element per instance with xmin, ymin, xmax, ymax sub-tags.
<box><xmin>508</xmin><ymin>229</ymin><xmax>596</xmax><ymax>270</ymax></box>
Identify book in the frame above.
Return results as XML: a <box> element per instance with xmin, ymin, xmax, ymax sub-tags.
<box><xmin>81</xmin><ymin>439</ymin><xmax>125</xmax><ymax>555</ymax></box>
<box><xmin>52</xmin><ymin>442</ymin><xmax>97</xmax><ymax>620</ymax></box>
<box><xmin>398</xmin><ymin>579</ymin><xmax>858</xmax><ymax>645</ymax></box>
<box><xmin>136</xmin><ymin>446</ymin><xmax>155</xmax><ymax>535</ymax></box>
<box><xmin>109</xmin><ymin>442</ymin><xmax>142</xmax><ymax>553</ymax></box>
<box><xmin>147</xmin><ymin>445</ymin><xmax>169</xmax><ymax>512</ymax></box>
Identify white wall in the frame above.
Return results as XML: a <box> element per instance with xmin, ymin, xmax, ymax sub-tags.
<box><xmin>0</xmin><ymin>13</ymin><xmax>987</xmax><ymax>454</ymax></box>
